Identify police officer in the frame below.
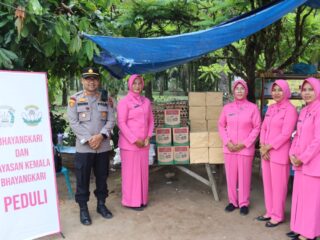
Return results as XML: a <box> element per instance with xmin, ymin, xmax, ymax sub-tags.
<box><xmin>67</xmin><ymin>67</ymin><xmax>115</xmax><ymax>225</ymax></box>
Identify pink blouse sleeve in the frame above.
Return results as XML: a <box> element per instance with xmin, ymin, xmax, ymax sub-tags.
<box><xmin>259</xmin><ymin>108</ymin><xmax>269</xmax><ymax>144</ymax></box>
<box><xmin>117</xmin><ymin>99</ymin><xmax>138</xmax><ymax>144</ymax></box>
<box><xmin>269</xmin><ymin>106</ymin><xmax>298</xmax><ymax>150</ymax></box>
<box><xmin>297</xmin><ymin>111</ymin><xmax>320</xmax><ymax>164</ymax></box>
<box><xmin>148</xmin><ymin>102</ymin><xmax>154</xmax><ymax>137</ymax></box>
<box><xmin>218</xmin><ymin>106</ymin><xmax>231</xmax><ymax>145</ymax></box>
<box><xmin>243</xmin><ymin>105</ymin><xmax>261</xmax><ymax>148</ymax></box>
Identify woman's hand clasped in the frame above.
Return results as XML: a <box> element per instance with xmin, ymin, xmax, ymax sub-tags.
<box><xmin>260</xmin><ymin>144</ymin><xmax>271</xmax><ymax>160</ymax></box>
<box><xmin>227</xmin><ymin>142</ymin><xmax>245</xmax><ymax>152</ymax></box>
<box><xmin>290</xmin><ymin>155</ymin><xmax>302</xmax><ymax>167</ymax></box>
<box><xmin>135</xmin><ymin>139</ymin><xmax>145</xmax><ymax>148</ymax></box>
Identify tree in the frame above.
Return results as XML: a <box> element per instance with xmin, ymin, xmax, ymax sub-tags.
<box><xmin>196</xmin><ymin>0</ymin><xmax>320</xmax><ymax>101</ymax></box>
<box><xmin>0</xmin><ymin>0</ymin><xmax>121</xmax><ymax>103</ymax></box>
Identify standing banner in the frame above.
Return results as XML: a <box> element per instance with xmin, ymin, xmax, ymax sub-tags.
<box><xmin>0</xmin><ymin>71</ymin><xmax>60</xmax><ymax>240</ymax></box>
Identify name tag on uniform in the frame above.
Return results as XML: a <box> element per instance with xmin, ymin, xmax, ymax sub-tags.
<box><xmin>77</xmin><ymin>102</ymin><xmax>88</xmax><ymax>106</ymax></box>
<box><xmin>98</xmin><ymin>102</ymin><xmax>107</xmax><ymax>106</ymax></box>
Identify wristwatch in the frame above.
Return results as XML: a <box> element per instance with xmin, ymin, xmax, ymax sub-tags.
<box><xmin>101</xmin><ymin>133</ymin><xmax>108</xmax><ymax>139</ymax></box>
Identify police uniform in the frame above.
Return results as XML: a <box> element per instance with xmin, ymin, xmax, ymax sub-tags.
<box><xmin>67</xmin><ymin>69</ymin><xmax>115</xmax><ymax>222</ymax></box>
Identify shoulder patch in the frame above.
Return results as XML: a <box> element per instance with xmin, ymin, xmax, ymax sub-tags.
<box><xmin>69</xmin><ymin>97</ymin><xmax>76</xmax><ymax>107</ymax></box>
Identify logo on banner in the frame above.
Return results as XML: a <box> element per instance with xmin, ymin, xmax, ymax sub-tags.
<box><xmin>22</xmin><ymin>105</ymin><xmax>42</xmax><ymax>126</ymax></box>
<box><xmin>0</xmin><ymin>105</ymin><xmax>15</xmax><ymax>127</ymax></box>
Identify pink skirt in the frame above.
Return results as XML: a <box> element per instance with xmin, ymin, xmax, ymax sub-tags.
<box><xmin>291</xmin><ymin>171</ymin><xmax>320</xmax><ymax>239</ymax></box>
<box><xmin>121</xmin><ymin>149</ymin><xmax>149</xmax><ymax>207</ymax></box>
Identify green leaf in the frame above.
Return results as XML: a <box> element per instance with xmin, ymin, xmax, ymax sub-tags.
<box><xmin>0</xmin><ymin>19</ymin><xmax>9</xmax><ymax>28</ymax></box>
<box><xmin>69</xmin><ymin>35</ymin><xmax>82</xmax><ymax>53</ymax></box>
<box><xmin>61</xmin><ymin>28</ymin><xmax>71</xmax><ymax>44</ymax></box>
<box><xmin>55</xmin><ymin>21</ymin><xmax>63</xmax><ymax>36</ymax></box>
<box><xmin>79</xmin><ymin>18</ymin><xmax>90</xmax><ymax>31</ymax></box>
<box><xmin>28</xmin><ymin>0</ymin><xmax>43</xmax><ymax>15</ymax></box>
<box><xmin>0</xmin><ymin>48</ymin><xmax>16</xmax><ymax>69</ymax></box>
<box><xmin>84</xmin><ymin>41</ymin><xmax>94</xmax><ymax>60</ymax></box>
<box><xmin>43</xmin><ymin>40</ymin><xmax>55</xmax><ymax>57</ymax></box>
<box><xmin>21</xmin><ymin>26</ymin><xmax>29</xmax><ymax>38</ymax></box>
<box><xmin>1</xmin><ymin>48</ymin><xmax>18</xmax><ymax>60</ymax></box>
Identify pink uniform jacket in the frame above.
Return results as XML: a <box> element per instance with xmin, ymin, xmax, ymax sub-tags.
<box><xmin>117</xmin><ymin>76</ymin><xmax>154</xmax><ymax>151</ymax></box>
<box><xmin>289</xmin><ymin>78</ymin><xmax>320</xmax><ymax>177</ymax></box>
<box><xmin>218</xmin><ymin>80</ymin><xmax>261</xmax><ymax>156</ymax></box>
<box><xmin>260</xmin><ymin>80</ymin><xmax>298</xmax><ymax>165</ymax></box>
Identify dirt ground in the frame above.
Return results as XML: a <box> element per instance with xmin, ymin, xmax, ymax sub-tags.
<box><xmin>38</xmin><ymin>159</ymin><xmax>313</xmax><ymax>240</ymax></box>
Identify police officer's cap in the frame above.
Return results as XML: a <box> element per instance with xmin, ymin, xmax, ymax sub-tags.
<box><xmin>82</xmin><ymin>67</ymin><xmax>100</xmax><ymax>79</ymax></box>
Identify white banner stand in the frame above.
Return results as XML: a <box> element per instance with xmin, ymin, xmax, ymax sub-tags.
<box><xmin>0</xmin><ymin>70</ymin><xmax>60</xmax><ymax>240</ymax></box>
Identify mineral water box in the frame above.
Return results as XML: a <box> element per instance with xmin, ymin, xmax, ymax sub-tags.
<box><xmin>155</xmin><ymin>128</ymin><xmax>172</xmax><ymax>146</ymax></box>
<box><xmin>164</xmin><ymin>109</ymin><xmax>181</xmax><ymax>127</ymax></box>
<box><xmin>173</xmin><ymin>146</ymin><xmax>189</xmax><ymax>164</ymax></box>
<box><xmin>157</xmin><ymin>146</ymin><xmax>174</xmax><ymax>165</ymax></box>
<box><xmin>173</xmin><ymin>127</ymin><xmax>189</xmax><ymax>146</ymax></box>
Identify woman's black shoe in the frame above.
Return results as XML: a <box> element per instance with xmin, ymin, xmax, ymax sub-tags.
<box><xmin>265</xmin><ymin>221</ymin><xmax>282</xmax><ymax>227</ymax></box>
<box><xmin>256</xmin><ymin>215</ymin><xmax>271</xmax><ymax>221</ymax></box>
<box><xmin>286</xmin><ymin>231</ymin><xmax>299</xmax><ymax>238</ymax></box>
<box><xmin>240</xmin><ymin>206</ymin><xmax>249</xmax><ymax>215</ymax></box>
<box><xmin>225</xmin><ymin>203</ymin><xmax>237</xmax><ymax>212</ymax></box>
<box><xmin>127</xmin><ymin>206</ymin><xmax>144</xmax><ymax>211</ymax></box>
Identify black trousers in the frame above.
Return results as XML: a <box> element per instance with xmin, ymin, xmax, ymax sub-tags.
<box><xmin>74</xmin><ymin>151</ymin><xmax>110</xmax><ymax>204</ymax></box>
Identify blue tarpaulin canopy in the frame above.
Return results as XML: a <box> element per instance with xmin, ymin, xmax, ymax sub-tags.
<box><xmin>83</xmin><ymin>0</ymin><xmax>318</xmax><ymax>79</ymax></box>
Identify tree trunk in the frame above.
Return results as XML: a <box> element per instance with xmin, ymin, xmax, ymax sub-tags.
<box><xmin>62</xmin><ymin>79</ymin><xmax>69</xmax><ymax>106</ymax></box>
<box><xmin>145</xmin><ymin>81</ymin><xmax>153</xmax><ymax>101</ymax></box>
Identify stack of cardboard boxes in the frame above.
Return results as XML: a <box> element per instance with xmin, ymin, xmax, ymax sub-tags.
<box><xmin>156</xmin><ymin>109</ymin><xmax>190</xmax><ymax>165</ymax></box>
<box><xmin>189</xmin><ymin>92</ymin><xmax>224</xmax><ymax>164</ymax></box>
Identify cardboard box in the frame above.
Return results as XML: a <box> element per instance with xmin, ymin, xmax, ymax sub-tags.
<box><xmin>164</xmin><ymin>109</ymin><xmax>181</xmax><ymax>127</ymax></box>
<box><xmin>155</xmin><ymin>128</ymin><xmax>172</xmax><ymax>146</ymax></box>
<box><xmin>189</xmin><ymin>107</ymin><xmax>206</xmax><ymax>120</ymax></box>
<box><xmin>190</xmin><ymin>147</ymin><xmax>208</xmax><ymax>164</ymax></box>
<box><xmin>206</xmin><ymin>92</ymin><xmax>223</xmax><ymax>106</ymax></box>
<box><xmin>209</xmin><ymin>148</ymin><xmax>224</xmax><ymax>164</ymax></box>
<box><xmin>207</xmin><ymin>120</ymin><xmax>218</xmax><ymax>132</ymax></box>
<box><xmin>173</xmin><ymin>146</ymin><xmax>189</xmax><ymax>164</ymax></box>
<box><xmin>190</xmin><ymin>120</ymin><xmax>207</xmax><ymax>132</ymax></box>
<box><xmin>157</xmin><ymin>146</ymin><xmax>174</xmax><ymax>165</ymax></box>
<box><xmin>189</xmin><ymin>92</ymin><xmax>206</xmax><ymax>106</ymax></box>
<box><xmin>208</xmin><ymin>131</ymin><xmax>223</xmax><ymax>148</ymax></box>
<box><xmin>173</xmin><ymin>127</ymin><xmax>189</xmax><ymax>146</ymax></box>
<box><xmin>190</xmin><ymin>132</ymin><xmax>209</xmax><ymax>148</ymax></box>
<box><xmin>206</xmin><ymin>106</ymin><xmax>222</xmax><ymax>120</ymax></box>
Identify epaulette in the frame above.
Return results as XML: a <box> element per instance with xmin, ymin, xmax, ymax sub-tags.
<box><xmin>74</xmin><ymin>91</ymin><xmax>83</xmax><ymax>97</ymax></box>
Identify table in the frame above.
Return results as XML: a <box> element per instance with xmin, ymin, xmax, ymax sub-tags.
<box><xmin>57</xmin><ymin>146</ymin><xmax>220</xmax><ymax>201</ymax></box>
<box><xmin>175</xmin><ymin>164</ymin><xmax>220</xmax><ymax>201</ymax></box>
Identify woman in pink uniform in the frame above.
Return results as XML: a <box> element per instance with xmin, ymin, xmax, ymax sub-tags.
<box><xmin>117</xmin><ymin>74</ymin><xmax>154</xmax><ymax>211</ymax></box>
<box><xmin>218</xmin><ymin>79</ymin><xmax>261</xmax><ymax>215</ymax></box>
<box><xmin>257</xmin><ymin>80</ymin><xmax>298</xmax><ymax>228</ymax></box>
<box><xmin>288</xmin><ymin>77</ymin><xmax>320</xmax><ymax>240</ymax></box>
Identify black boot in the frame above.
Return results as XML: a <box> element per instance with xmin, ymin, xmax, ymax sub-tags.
<box><xmin>97</xmin><ymin>200</ymin><xmax>113</xmax><ymax>219</ymax></box>
<box><xmin>79</xmin><ymin>203</ymin><xmax>91</xmax><ymax>226</ymax></box>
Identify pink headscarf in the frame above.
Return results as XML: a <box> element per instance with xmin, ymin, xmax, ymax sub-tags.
<box><xmin>271</xmin><ymin>79</ymin><xmax>291</xmax><ymax>104</ymax></box>
<box><xmin>301</xmin><ymin>77</ymin><xmax>320</xmax><ymax>100</ymax></box>
<box><xmin>128</xmin><ymin>74</ymin><xmax>145</xmax><ymax>92</ymax></box>
<box><xmin>127</xmin><ymin>74</ymin><xmax>145</xmax><ymax>102</ymax></box>
<box><xmin>232</xmin><ymin>79</ymin><xmax>248</xmax><ymax>102</ymax></box>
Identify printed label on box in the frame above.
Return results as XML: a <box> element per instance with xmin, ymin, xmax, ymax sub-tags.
<box><xmin>164</xmin><ymin>109</ymin><xmax>181</xmax><ymax>126</ymax></box>
<box><xmin>157</xmin><ymin>147</ymin><xmax>174</xmax><ymax>164</ymax></box>
<box><xmin>174</xmin><ymin>146</ymin><xmax>189</xmax><ymax>162</ymax></box>
<box><xmin>156</xmin><ymin>128</ymin><xmax>172</xmax><ymax>146</ymax></box>
<box><xmin>173</xmin><ymin>127</ymin><xmax>189</xmax><ymax>145</ymax></box>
